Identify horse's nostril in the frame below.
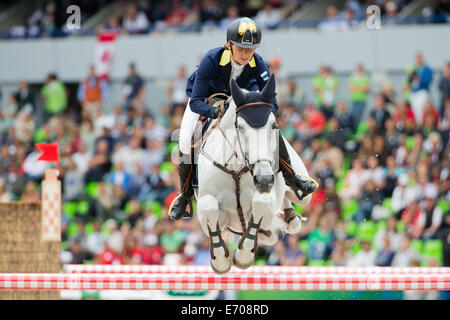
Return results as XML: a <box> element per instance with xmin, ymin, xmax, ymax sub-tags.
<box><xmin>253</xmin><ymin>175</ymin><xmax>274</xmax><ymax>192</ymax></box>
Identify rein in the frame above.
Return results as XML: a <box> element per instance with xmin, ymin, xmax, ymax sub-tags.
<box><xmin>206</xmin><ymin>92</ymin><xmax>230</xmax><ymax>105</ymax></box>
<box><xmin>191</xmin><ymin>99</ymin><xmax>227</xmax><ymax>149</ymax></box>
<box><xmin>235</xmin><ymin>101</ymin><xmax>272</xmax><ymax>114</ymax></box>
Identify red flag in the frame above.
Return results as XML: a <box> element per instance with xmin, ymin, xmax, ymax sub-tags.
<box><xmin>95</xmin><ymin>30</ymin><xmax>119</xmax><ymax>81</ymax></box>
<box><xmin>36</xmin><ymin>143</ymin><xmax>59</xmax><ymax>169</ymax></box>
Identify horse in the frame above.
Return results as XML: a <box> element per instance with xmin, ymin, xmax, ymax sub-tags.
<box><xmin>194</xmin><ymin>75</ymin><xmax>313</xmax><ymax>274</ymax></box>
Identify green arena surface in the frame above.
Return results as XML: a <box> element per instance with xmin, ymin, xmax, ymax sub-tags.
<box><xmin>237</xmin><ymin>290</ymin><xmax>403</xmax><ymax>300</ymax></box>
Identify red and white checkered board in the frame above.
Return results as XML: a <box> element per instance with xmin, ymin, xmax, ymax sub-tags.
<box><xmin>0</xmin><ymin>273</ymin><xmax>449</xmax><ymax>291</ymax></box>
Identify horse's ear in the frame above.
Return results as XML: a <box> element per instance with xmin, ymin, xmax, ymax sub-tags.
<box><xmin>261</xmin><ymin>73</ymin><xmax>276</xmax><ymax>101</ymax></box>
<box><xmin>230</xmin><ymin>78</ymin><xmax>246</xmax><ymax>107</ymax></box>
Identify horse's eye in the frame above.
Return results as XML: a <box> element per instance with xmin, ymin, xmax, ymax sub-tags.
<box><xmin>272</xmin><ymin>123</ymin><xmax>279</xmax><ymax>130</ymax></box>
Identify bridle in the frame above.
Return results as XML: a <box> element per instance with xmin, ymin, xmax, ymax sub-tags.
<box><xmin>199</xmin><ymin>96</ymin><xmax>274</xmax><ymax>234</ymax></box>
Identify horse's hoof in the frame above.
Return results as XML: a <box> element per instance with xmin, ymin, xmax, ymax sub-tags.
<box><xmin>232</xmin><ymin>251</ymin><xmax>254</xmax><ymax>270</ymax></box>
<box><xmin>210</xmin><ymin>259</ymin><xmax>231</xmax><ymax>275</ymax></box>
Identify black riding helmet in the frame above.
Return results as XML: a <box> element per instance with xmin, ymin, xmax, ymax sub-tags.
<box><xmin>227</xmin><ymin>17</ymin><xmax>262</xmax><ymax>49</ymax></box>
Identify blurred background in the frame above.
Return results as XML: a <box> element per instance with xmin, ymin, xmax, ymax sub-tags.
<box><xmin>0</xmin><ymin>0</ymin><xmax>449</xmax><ymax>300</ymax></box>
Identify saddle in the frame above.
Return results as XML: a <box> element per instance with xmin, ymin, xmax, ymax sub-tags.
<box><xmin>190</xmin><ymin>94</ymin><xmax>229</xmax><ymax>189</ymax></box>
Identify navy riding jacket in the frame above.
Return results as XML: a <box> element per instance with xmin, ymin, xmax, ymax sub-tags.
<box><xmin>186</xmin><ymin>47</ymin><xmax>278</xmax><ymax>118</ymax></box>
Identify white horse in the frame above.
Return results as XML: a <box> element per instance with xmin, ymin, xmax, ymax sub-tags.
<box><xmin>195</xmin><ymin>75</ymin><xmax>314</xmax><ymax>274</ymax></box>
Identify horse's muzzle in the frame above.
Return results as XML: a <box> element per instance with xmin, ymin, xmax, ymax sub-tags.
<box><xmin>253</xmin><ymin>174</ymin><xmax>274</xmax><ymax>193</ymax></box>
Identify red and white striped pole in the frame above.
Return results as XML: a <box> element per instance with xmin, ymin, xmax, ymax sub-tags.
<box><xmin>63</xmin><ymin>265</ymin><xmax>450</xmax><ymax>275</ymax></box>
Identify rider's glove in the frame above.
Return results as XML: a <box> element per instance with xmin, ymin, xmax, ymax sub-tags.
<box><xmin>209</xmin><ymin>106</ymin><xmax>221</xmax><ymax>119</ymax></box>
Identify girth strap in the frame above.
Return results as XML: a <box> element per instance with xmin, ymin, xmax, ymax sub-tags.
<box><xmin>226</xmin><ymin>227</ymin><xmax>272</xmax><ymax>238</ymax></box>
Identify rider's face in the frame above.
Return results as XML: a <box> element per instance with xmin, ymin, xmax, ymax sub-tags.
<box><xmin>230</xmin><ymin>43</ymin><xmax>256</xmax><ymax>65</ymax></box>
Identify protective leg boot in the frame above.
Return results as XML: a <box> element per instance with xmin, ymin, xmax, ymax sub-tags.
<box><xmin>168</xmin><ymin>152</ymin><xmax>194</xmax><ymax>220</ymax></box>
<box><xmin>278</xmin><ymin>135</ymin><xmax>318</xmax><ymax>200</ymax></box>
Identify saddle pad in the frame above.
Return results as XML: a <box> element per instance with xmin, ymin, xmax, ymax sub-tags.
<box><xmin>191</xmin><ymin>117</ymin><xmax>213</xmax><ymax>189</ymax></box>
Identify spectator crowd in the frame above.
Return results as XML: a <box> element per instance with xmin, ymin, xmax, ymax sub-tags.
<box><xmin>4</xmin><ymin>0</ymin><xmax>450</xmax><ymax>39</ymax></box>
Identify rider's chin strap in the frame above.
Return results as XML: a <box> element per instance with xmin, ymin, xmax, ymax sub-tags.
<box><xmin>229</xmin><ymin>44</ymin><xmax>240</xmax><ymax>66</ymax></box>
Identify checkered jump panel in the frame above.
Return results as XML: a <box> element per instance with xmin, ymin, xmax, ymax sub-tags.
<box><xmin>0</xmin><ymin>272</ymin><xmax>449</xmax><ymax>291</ymax></box>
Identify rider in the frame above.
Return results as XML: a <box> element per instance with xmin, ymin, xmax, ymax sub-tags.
<box><xmin>169</xmin><ymin>17</ymin><xmax>318</xmax><ymax>220</ymax></box>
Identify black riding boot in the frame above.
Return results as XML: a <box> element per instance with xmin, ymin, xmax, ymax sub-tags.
<box><xmin>169</xmin><ymin>152</ymin><xmax>194</xmax><ymax>220</ymax></box>
<box><xmin>278</xmin><ymin>135</ymin><xmax>318</xmax><ymax>200</ymax></box>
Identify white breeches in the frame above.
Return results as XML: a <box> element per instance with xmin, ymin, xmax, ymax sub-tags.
<box><xmin>179</xmin><ymin>98</ymin><xmax>199</xmax><ymax>155</ymax></box>
<box><xmin>283</xmin><ymin>135</ymin><xmax>313</xmax><ymax>205</ymax></box>
<box><xmin>284</xmin><ymin>135</ymin><xmax>309</xmax><ymax>178</ymax></box>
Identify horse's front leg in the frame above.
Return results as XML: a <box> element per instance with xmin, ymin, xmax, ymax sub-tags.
<box><xmin>197</xmin><ymin>194</ymin><xmax>231</xmax><ymax>274</ymax></box>
<box><xmin>234</xmin><ymin>192</ymin><xmax>275</xmax><ymax>269</ymax></box>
